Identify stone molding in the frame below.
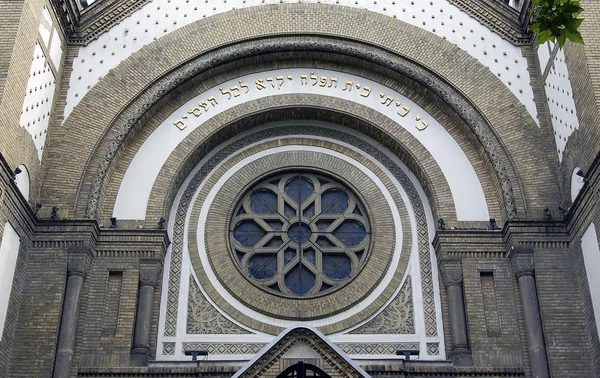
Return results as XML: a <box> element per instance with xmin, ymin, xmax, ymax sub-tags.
<box><xmin>162</xmin><ymin>130</ymin><xmax>439</xmax><ymax>337</ymax></box>
<box><xmin>67</xmin><ymin>246</ymin><xmax>94</xmax><ymax>277</ymax></box>
<box><xmin>508</xmin><ymin>245</ymin><xmax>535</xmax><ymax>278</ymax></box>
<box><xmin>43</xmin><ymin>11</ymin><xmax>529</xmax><ymax>221</ymax></box>
<box><xmin>237</xmin><ymin>327</ymin><xmax>365</xmax><ymax>378</ymax></box>
<box><xmin>197</xmin><ymin>149</ymin><xmax>400</xmax><ymax>324</ymax></box>
<box><xmin>440</xmin><ymin>259</ymin><xmax>464</xmax><ymax>288</ymax></box>
<box><xmin>82</xmin><ymin>36</ymin><xmax>519</xmax><ymax>221</ymax></box>
<box><xmin>448</xmin><ymin>0</ymin><xmax>533</xmax><ymax>45</ymax></box>
<box><xmin>49</xmin><ymin>0</ymin><xmax>532</xmax><ymax>47</ymax></box>
<box><xmin>49</xmin><ymin>0</ymin><xmax>153</xmax><ymax>45</ymax></box>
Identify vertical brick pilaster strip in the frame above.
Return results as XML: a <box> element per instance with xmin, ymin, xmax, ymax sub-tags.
<box><xmin>53</xmin><ymin>246</ymin><xmax>93</xmax><ymax>378</ymax></box>
<box><xmin>131</xmin><ymin>259</ymin><xmax>161</xmax><ymax>366</ymax></box>
<box><xmin>440</xmin><ymin>259</ymin><xmax>473</xmax><ymax>366</ymax></box>
<box><xmin>508</xmin><ymin>245</ymin><xmax>549</xmax><ymax>378</ymax></box>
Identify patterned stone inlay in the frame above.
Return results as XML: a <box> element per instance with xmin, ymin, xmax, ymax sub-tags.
<box><xmin>182</xmin><ymin>343</ymin><xmax>265</xmax><ymax>355</ymax></box>
<box><xmin>164</xmin><ymin>125</ymin><xmax>438</xmax><ymax>337</ymax></box>
<box><xmin>338</xmin><ymin>343</ymin><xmax>419</xmax><ymax>355</ymax></box>
<box><xmin>427</xmin><ymin>342</ymin><xmax>440</xmax><ymax>356</ymax></box>
<box><xmin>162</xmin><ymin>342</ymin><xmax>175</xmax><ymax>356</ymax></box>
<box><xmin>187</xmin><ymin>276</ymin><xmax>251</xmax><ymax>334</ymax></box>
<box><xmin>350</xmin><ymin>276</ymin><xmax>414</xmax><ymax>334</ymax></box>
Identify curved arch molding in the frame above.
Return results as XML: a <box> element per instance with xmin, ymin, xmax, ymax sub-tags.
<box><xmin>112</xmin><ymin>69</ymin><xmax>489</xmax><ymax>221</ymax></box>
<box><xmin>44</xmin><ymin>7</ymin><xmax>555</xmax><ymax>221</ymax></box>
<box><xmin>155</xmin><ymin>127</ymin><xmax>445</xmax><ymax>358</ymax></box>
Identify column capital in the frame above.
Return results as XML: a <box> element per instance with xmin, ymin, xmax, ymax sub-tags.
<box><xmin>440</xmin><ymin>259</ymin><xmax>463</xmax><ymax>287</ymax></box>
<box><xmin>67</xmin><ymin>246</ymin><xmax>93</xmax><ymax>277</ymax></box>
<box><xmin>139</xmin><ymin>259</ymin><xmax>161</xmax><ymax>288</ymax></box>
<box><xmin>508</xmin><ymin>245</ymin><xmax>535</xmax><ymax>278</ymax></box>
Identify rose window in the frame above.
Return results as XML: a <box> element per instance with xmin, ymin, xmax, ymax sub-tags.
<box><xmin>229</xmin><ymin>172</ymin><xmax>371</xmax><ymax>297</ymax></box>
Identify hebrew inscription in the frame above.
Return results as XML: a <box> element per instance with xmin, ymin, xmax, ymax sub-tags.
<box><xmin>173</xmin><ymin>71</ymin><xmax>430</xmax><ymax>132</ymax></box>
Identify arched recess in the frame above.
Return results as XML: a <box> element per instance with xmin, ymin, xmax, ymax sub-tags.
<box><xmin>96</xmin><ymin>53</ymin><xmax>503</xmax><ymax>226</ymax></box>
<box><xmin>41</xmin><ymin>4</ymin><xmax>558</xmax><ymax>221</ymax></box>
<box><xmin>134</xmin><ymin>103</ymin><xmax>496</xmax><ymax>226</ymax></box>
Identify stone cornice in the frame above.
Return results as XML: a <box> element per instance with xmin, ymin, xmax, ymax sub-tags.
<box><xmin>48</xmin><ymin>0</ymin><xmax>532</xmax><ymax>47</ymax></box>
<box><xmin>448</xmin><ymin>0</ymin><xmax>533</xmax><ymax>46</ymax></box>
<box><xmin>433</xmin><ymin>220</ymin><xmax>571</xmax><ymax>259</ymax></box>
<box><xmin>29</xmin><ymin>223</ymin><xmax>169</xmax><ymax>261</ymax></box>
<box><xmin>76</xmin><ymin>362</ymin><xmax>524</xmax><ymax>377</ymax></box>
<box><xmin>96</xmin><ymin>229</ymin><xmax>169</xmax><ymax>260</ymax></box>
<box><xmin>50</xmin><ymin>0</ymin><xmax>153</xmax><ymax>46</ymax></box>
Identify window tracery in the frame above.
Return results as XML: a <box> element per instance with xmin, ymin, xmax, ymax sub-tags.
<box><xmin>229</xmin><ymin>172</ymin><xmax>371</xmax><ymax>297</ymax></box>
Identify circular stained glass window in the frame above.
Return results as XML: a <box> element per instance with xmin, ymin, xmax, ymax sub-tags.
<box><xmin>229</xmin><ymin>172</ymin><xmax>371</xmax><ymax>297</ymax></box>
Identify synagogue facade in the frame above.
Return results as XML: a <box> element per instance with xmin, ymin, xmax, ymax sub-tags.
<box><xmin>0</xmin><ymin>0</ymin><xmax>600</xmax><ymax>377</ymax></box>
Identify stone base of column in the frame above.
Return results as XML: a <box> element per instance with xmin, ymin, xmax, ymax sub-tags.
<box><xmin>449</xmin><ymin>349</ymin><xmax>473</xmax><ymax>366</ymax></box>
<box><xmin>130</xmin><ymin>347</ymin><xmax>151</xmax><ymax>367</ymax></box>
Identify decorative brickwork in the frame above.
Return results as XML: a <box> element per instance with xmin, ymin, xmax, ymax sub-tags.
<box><xmin>2</xmin><ymin>0</ymin><xmax>600</xmax><ymax>376</ymax></box>
<box><xmin>37</xmin><ymin>5</ymin><xmax>563</xmax><ymax>223</ymax></box>
<box><xmin>186</xmin><ymin>276</ymin><xmax>251</xmax><ymax>335</ymax></box>
<box><xmin>161</xmin><ymin>126</ymin><xmax>443</xmax><ymax>339</ymax></box>
<box><xmin>182</xmin><ymin>343</ymin><xmax>265</xmax><ymax>355</ymax></box>
<box><xmin>338</xmin><ymin>343</ymin><xmax>419</xmax><ymax>355</ymax></box>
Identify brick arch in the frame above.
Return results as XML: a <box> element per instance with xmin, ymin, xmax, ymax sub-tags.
<box><xmin>41</xmin><ymin>4</ymin><xmax>555</xmax><ymax>220</ymax></box>
<box><xmin>94</xmin><ymin>54</ymin><xmax>503</xmax><ymax>226</ymax></box>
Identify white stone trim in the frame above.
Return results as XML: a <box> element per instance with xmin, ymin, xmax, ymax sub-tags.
<box><xmin>114</xmin><ymin>69</ymin><xmax>489</xmax><ymax>222</ymax></box>
<box><xmin>156</xmin><ymin>123</ymin><xmax>445</xmax><ymax>360</ymax></box>
<box><xmin>0</xmin><ymin>222</ymin><xmax>21</xmax><ymax>341</ymax></box>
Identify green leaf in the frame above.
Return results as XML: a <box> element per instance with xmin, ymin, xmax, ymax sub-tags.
<box><xmin>566</xmin><ymin>29</ymin><xmax>585</xmax><ymax>44</ymax></box>
<box><xmin>557</xmin><ymin>31</ymin><xmax>567</xmax><ymax>47</ymax></box>
<box><xmin>531</xmin><ymin>0</ymin><xmax>584</xmax><ymax>48</ymax></box>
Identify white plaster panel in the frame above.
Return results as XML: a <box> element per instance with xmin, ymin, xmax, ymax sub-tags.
<box><xmin>571</xmin><ymin>167</ymin><xmax>584</xmax><ymax>202</ymax></box>
<box><xmin>544</xmin><ymin>48</ymin><xmax>579</xmax><ymax>161</ymax></box>
<box><xmin>537</xmin><ymin>42</ymin><xmax>552</xmax><ymax>73</ymax></box>
<box><xmin>113</xmin><ymin>69</ymin><xmax>489</xmax><ymax>221</ymax></box>
<box><xmin>14</xmin><ymin>165</ymin><xmax>31</xmax><ymax>201</ymax></box>
<box><xmin>49</xmin><ymin>28</ymin><xmax>63</xmax><ymax>70</ymax></box>
<box><xmin>39</xmin><ymin>6</ymin><xmax>53</xmax><ymax>47</ymax></box>
<box><xmin>63</xmin><ymin>0</ymin><xmax>537</xmax><ymax>123</ymax></box>
<box><xmin>19</xmin><ymin>43</ymin><xmax>56</xmax><ymax>161</ymax></box>
<box><xmin>0</xmin><ymin>223</ymin><xmax>21</xmax><ymax>341</ymax></box>
<box><xmin>582</xmin><ymin>223</ymin><xmax>600</xmax><ymax>341</ymax></box>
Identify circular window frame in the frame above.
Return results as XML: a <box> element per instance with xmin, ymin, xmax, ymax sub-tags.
<box><xmin>194</xmin><ymin>145</ymin><xmax>405</xmax><ymax>325</ymax></box>
<box><xmin>228</xmin><ymin>170</ymin><xmax>373</xmax><ymax>299</ymax></box>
